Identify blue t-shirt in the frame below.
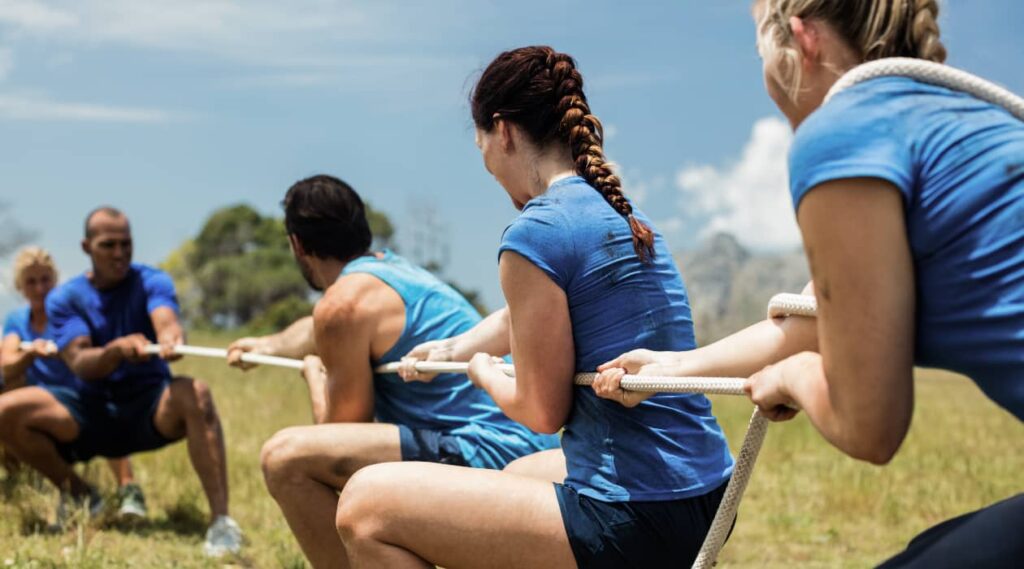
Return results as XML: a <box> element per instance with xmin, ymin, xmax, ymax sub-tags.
<box><xmin>790</xmin><ymin>76</ymin><xmax>1024</xmax><ymax>421</ymax></box>
<box><xmin>2</xmin><ymin>306</ymin><xmax>80</xmax><ymax>388</ymax></box>
<box><xmin>499</xmin><ymin>176</ymin><xmax>734</xmax><ymax>502</ymax></box>
<box><xmin>341</xmin><ymin>251</ymin><xmax>559</xmax><ymax>469</ymax></box>
<box><xmin>46</xmin><ymin>263</ymin><xmax>179</xmax><ymax>391</ymax></box>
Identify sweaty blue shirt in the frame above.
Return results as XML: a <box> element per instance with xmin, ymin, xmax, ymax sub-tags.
<box><xmin>341</xmin><ymin>251</ymin><xmax>559</xmax><ymax>469</ymax></box>
<box><xmin>46</xmin><ymin>264</ymin><xmax>179</xmax><ymax>391</ymax></box>
<box><xmin>2</xmin><ymin>306</ymin><xmax>80</xmax><ymax>388</ymax></box>
<box><xmin>499</xmin><ymin>176</ymin><xmax>734</xmax><ymax>502</ymax></box>
<box><xmin>790</xmin><ymin>76</ymin><xmax>1024</xmax><ymax>421</ymax></box>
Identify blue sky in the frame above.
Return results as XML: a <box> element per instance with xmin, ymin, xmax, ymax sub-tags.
<box><xmin>1</xmin><ymin>0</ymin><xmax>1022</xmax><ymax>315</ymax></box>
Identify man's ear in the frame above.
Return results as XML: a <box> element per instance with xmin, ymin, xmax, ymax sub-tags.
<box><xmin>81</xmin><ymin>238</ymin><xmax>90</xmax><ymax>256</ymax></box>
<box><xmin>288</xmin><ymin>233</ymin><xmax>306</xmax><ymax>257</ymax></box>
<box><xmin>789</xmin><ymin>16</ymin><xmax>821</xmax><ymax>73</ymax></box>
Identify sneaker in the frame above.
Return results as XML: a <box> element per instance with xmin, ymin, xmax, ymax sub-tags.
<box><xmin>203</xmin><ymin>515</ymin><xmax>243</xmax><ymax>557</ymax></box>
<box><xmin>56</xmin><ymin>487</ymin><xmax>104</xmax><ymax>527</ymax></box>
<box><xmin>116</xmin><ymin>483</ymin><xmax>148</xmax><ymax>521</ymax></box>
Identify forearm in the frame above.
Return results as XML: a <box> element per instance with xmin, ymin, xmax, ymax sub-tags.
<box><xmin>677</xmin><ymin>316</ymin><xmax>818</xmax><ymax>377</ymax></box>
<box><xmin>303</xmin><ymin>367</ymin><xmax>330</xmax><ymax>424</ymax></box>
<box><xmin>778</xmin><ymin>351</ymin><xmax>911</xmax><ymax>464</ymax></box>
<box><xmin>69</xmin><ymin>344</ymin><xmax>124</xmax><ymax>381</ymax></box>
<box><xmin>266</xmin><ymin>317</ymin><xmax>316</xmax><ymax>359</ymax></box>
<box><xmin>449</xmin><ymin>308</ymin><xmax>511</xmax><ymax>360</ymax></box>
<box><xmin>476</xmin><ymin>368</ymin><xmax>564</xmax><ymax>434</ymax></box>
<box><xmin>0</xmin><ymin>349</ymin><xmax>33</xmax><ymax>380</ymax></box>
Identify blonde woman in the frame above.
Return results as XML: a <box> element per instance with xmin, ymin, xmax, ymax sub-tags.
<box><xmin>0</xmin><ymin>246</ymin><xmax>147</xmax><ymax>521</ymax></box>
<box><xmin>597</xmin><ymin>1</ymin><xmax>1023</xmax><ymax>567</ymax></box>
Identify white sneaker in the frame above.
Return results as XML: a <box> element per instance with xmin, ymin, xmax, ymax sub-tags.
<box><xmin>203</xmin><ymin>515</ymin><xmax>243</xmax><ymax>557</ymax></box>
<box><xmin>116</xmin><ymin>483</ymin><xmax>148</xmax><ymax>521</ymax></box>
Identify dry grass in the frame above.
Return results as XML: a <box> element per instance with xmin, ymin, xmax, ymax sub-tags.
<box><xmin>1</xmin><ymin>333</ymin><xmax>1021</xmax><ymax>567</ymax></box>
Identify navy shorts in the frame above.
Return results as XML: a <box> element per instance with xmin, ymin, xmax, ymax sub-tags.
<box><xmin>397</xmin><ymin>425</ymin><xmax>469</xmax><ymax>466</ymax></box>
<box><xmin>44</xmin><ymin>379</ymin><xmax>176</xmax><ymax>463</ymax></box>
<box><xmin>877</xmin><ymin>493</ymin><xmax>1024</xmax><ymax>568</ymax></box>
<box><xmin>555</xmin><ymin>480</ymin><xmax>731</xmax><ymax>569</ymax></box>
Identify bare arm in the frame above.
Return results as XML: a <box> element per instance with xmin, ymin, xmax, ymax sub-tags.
<box><xmin>398</xmin><ymin>308</ymin><xmax>510</xmax><ymax>381</ymax></box>
<box><xmin>746</xmin><ymin>179</ymin><xmax>915</xmax><ymax>464</ymax></box>
<box><xmin>2</xmin><ymin>333</ymin><xmax>36</xmax><ymax>383</ymax></box>
<box><xmin>62</xmin><ymin>333</ymin><xmax>151</xmax><ymax>381</ymax></box>
<box><xmin>594</xmin><ymin>282</ymin><xmax>818</xmax><ymax>407</ymax></box>
<box><xmin>309</xmin><ymin>295</ymin><xmax>375</xmax><ymax>424</ymax></box>
<box><xmin>150</xmin><ymin>306</ymin><xmax>185</xmax><ymax>361</ymax></box>
<box><xmin>467</xmin><ymin>252</ymin><xmax>575</xmax><ymax>434</ymax></box>
<box><xmin>227</xmin><ymin>316</ymin><xmax>316</xmax><ymax>370</ymax></box>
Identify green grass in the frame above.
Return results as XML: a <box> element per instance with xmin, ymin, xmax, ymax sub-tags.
<box><xmin>1</xmin><ymin>332</ymin><xmax>1021</xmax><ymax>567</ymax></box>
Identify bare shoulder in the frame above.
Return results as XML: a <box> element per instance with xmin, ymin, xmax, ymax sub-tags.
<box><xmin>315</xmin><ymin>273</ymin><xmax>396</xmax><ymax>332</ymax></box>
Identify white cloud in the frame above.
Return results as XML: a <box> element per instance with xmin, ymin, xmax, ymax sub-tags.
<box><xmin>675</xmin><ymin>116</ymin><xmax>799</xmax><ymax>250</ymax></box>
<box><xmin>0</xmin><ymin>0</ymin><xmax>76</xmax><ymax>31</ymax></box>
<box><xmin>0</xmin><ymin>93</ymin><xmax>173</xmax><ymax>122</ymax></box>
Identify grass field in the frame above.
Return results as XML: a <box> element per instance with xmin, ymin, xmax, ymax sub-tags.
<box><xmin>1</xmin><ymin>331</ymin><xmax>1021</xmax><ymax>568</ymax></box>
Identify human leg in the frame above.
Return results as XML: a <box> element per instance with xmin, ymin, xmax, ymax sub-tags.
<box><xmin>150</xmin><ymin>376</ymin><xmax>228</xmax><ymax>520</ymax></box>
<box><xmin>877</xmin><ymin>493</ymin><xmax>1024</xmax><ymax>568</ymax></box>
<box><xmin>336</xmin><ymin>462</ymin><xmax>574</xmax><ymax>569</ymax></box>
<box><xmin>0</xmin><ymin>387</ymin><xmax>87</xmax><ymax>495</ymax></box>
<box><xmin>503</xmin><ymin>448</ymin><xmax>567</xmax><ymax>482</ymax></box>
<box><xmin>107</xmin><ymin>456</ymin><xmax>134</xmax><ymax>486</ymax></box>
<box><xmin>261</xmin><ymin>422</ymin><xmax>401</xmax><ymax>569</ymax></box>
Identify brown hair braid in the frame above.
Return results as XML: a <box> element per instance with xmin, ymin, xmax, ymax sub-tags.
<box><xmin>471</xmin><ymin>46</ymin><xmax>655</xmax><ymax>262</ymax></box>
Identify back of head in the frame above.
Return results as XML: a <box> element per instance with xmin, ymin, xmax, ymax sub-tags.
<box><xmin>471</xmin><ymin>46</ymin><xmax>655</xmax><ymax>262</ymax></box>
<box><xmin>282</xmin><ymin>174</ymin><xmax>372</xmax><ymax>262</ymax></box>
<box><xmin>13</xmin><ymin>246</ymin><xmax>58</xmax><ymax>292</ymax></box>
<box><xmin>757</xmin><ymin>0</ymin><xmax>947</xmax><ymax>100</ymax></box>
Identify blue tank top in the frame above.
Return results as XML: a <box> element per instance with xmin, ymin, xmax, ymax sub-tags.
<box><xmin>341</xmin><ymin>251</ymin><xmax>559</xmax><ymax>468</ymax></box>
<box><xmin>499</xmin><ymin>177</ymin><xmax>734</xmax><ymax>502</ymax></box>
<box><xmin>790</xmin><ymin>76</ymin><xmax>1024</xmax><ymax>421</ymax></box>
<box><xmin>2</xmin><ymin>306</ymin><xmax>80</xmax><ymax>388</ymax></box>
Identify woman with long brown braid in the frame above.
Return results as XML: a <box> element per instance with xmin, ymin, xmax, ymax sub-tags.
<box><xmin>330</xmin><ymin>46</ymin><xmax>734</xmax><ymax>568</ymax></box>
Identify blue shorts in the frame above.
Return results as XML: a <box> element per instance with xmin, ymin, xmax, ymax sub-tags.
<box><xmin>44</xmin><ymin>378</ymin><xmax>176</xmax><ymax>463</ymax></box>
<box><xmin>554</xmin><ymin>480</ymin><xmax>731</xmax><ymax>569</ymax></box>
<box><xmin>877</xmin><ymin>493</ymin><xmax>1024</xmax><ymax>568</ymax></box>
<box><xmin>397</xmin><ymin>425</ymin><xmax>469</xmax><ymax>466</ymax></box>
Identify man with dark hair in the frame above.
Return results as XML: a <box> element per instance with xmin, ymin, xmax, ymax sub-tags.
<box><xmin>0</xmin><ymin>207</ymin><xmax>242</xmax><ymax>556</ymax></box>
<box><xmin>228</xmin><ymin>174</ymin><xmax>557</xmax><ymax>568</ymax></box>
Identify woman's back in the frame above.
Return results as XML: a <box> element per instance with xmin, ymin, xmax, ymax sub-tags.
<box><xmin>500</xmin><ymin>176</ymin><xmax>734</xmax><ymax>501</ymax></box>
<box><xmin>790</xmin><ymin>76</ymin><xmax>1024</xmax><ymax>420</ymax></box>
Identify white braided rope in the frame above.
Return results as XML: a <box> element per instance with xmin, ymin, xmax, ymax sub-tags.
<box><xmin>767</xmin><ymin>293</ymin><xmax>817</xmax><ymax>319</ymax></box>
<box><xmin>18</xmin><ymin>341</ymin><xmax>306</xmax><ymax>370</ymax></box>
<box><xmin>825</xmin><ymin>57</ymin><xmax>1024</xmax><ymax>122</ymax></box>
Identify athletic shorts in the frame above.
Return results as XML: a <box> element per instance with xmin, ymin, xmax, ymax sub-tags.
<box><xmin>44</xmin><ymin>378</ymin><xmax>175</xmax><ymax>463</ymax></box>
<box><xmin>554</xmin><ymin>480</ymin><xmax>731</xmax><ymax>569</ymax></box>
<box><xmin>877</xmin><ymin>493</ymin><xmax>1024</xmax><ymax>568</ymax></box>
<box><xmin>397</xmin><ymin>425</ymin><xmax>469</xmax><ymax>466</ymax></box>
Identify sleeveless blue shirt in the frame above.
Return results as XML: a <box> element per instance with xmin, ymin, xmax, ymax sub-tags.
<box><xmin>790</xmin><ymin>76</ymin><xmax>1024</xmax><ymax>421</ymax></box>
<box><xmin>341</xmin><ymin>251</ymin><xmax>559</xmax><ymax>468</ymax></box>
<box><xmin>2</xmin><ymin>306</ymin><xmax>80</xmax><ymax>388</ymax></box>
<box><xmin>499</xmin><ymin>177</ymin><xmax>734</xmax><ymax>502</ymax></box>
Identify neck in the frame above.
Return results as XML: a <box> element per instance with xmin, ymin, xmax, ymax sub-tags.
<box><xmin>29</xmin><ymin>303</ymin><xmax>46</xmax><ymax>321</ymax></box>
<box><xmin>525</xmin><ymin>148</ymin><xmax>576</xmax><ymax>200</ymax></box>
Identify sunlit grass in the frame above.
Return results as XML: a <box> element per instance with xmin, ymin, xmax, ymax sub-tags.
<box><xmin>1</xmin><ymin>333</ymin><xmax>1021</xmax><ymax>567</ymax></box>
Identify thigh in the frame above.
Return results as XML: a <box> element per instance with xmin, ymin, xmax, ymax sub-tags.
<box><xmin>266</xmin><ymin>423</ymin><xmax>402</xmax><ymax>487</ymax></box>
<box><xmin>503</xmin><ymin>448</ymin><xmax>567</xmax><ymax>483</ymax></box>
<box><xmin>341</xmin><ymin>462</ymin><xmax>575</xmax><ymax>569</ymax></box>
<box><xmin>0</xmin><ymin>386</ymin><xmax>80</xmax><ymax>442</ymax></box>
<box><xmin>877</xmin><ymin>493</ymin><xmax>1024</xmax><ymax>568</ymax></box>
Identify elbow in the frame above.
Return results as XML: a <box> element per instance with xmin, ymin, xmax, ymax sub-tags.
<box><xmin>842</xmin><ymin>426</ymin><xmax>905</xmax><ymax>466</ymax></box>
<box><xmin>521</xmin><ymin>408</ymin><xmax>567</xmax><ymax>434</ymax></box>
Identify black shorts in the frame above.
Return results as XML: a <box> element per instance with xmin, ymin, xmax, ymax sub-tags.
<box><xmin>554</xmin><ymin>480</ymin><xmax>731</xmax><ymax>569</ymax></box>
<box><xmin>44</xmin><ymin>378</ymin><xmax>176</xmax><ymax>463</ymax></box>
<box><xmin>877</xmin><ymin>493</ymin><xmax>1024</xmax><ymax>568</ymax></box>
<box><xmin>397</xmin><ymin>425</ymin><xmax>469</xmax><ymax>466</ymax></box>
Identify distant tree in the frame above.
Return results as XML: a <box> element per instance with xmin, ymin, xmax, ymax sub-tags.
<box><xmin>163</xmin><ymin>202</ymin><xmax>398</xmax><ymax>330</ymax></box>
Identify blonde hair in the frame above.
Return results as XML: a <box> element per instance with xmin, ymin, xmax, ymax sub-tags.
<box><xmin>756</xmin><ymin>0</ymin><xmax>947</xmax><ymax>101</ymax></box>
<box><xmin>13</xmin><ymin>246</ymin><xmax>58</xmax><ymax>292</ymax></box>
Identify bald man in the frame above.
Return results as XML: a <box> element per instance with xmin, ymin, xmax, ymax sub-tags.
<box><xmin>0</xmin><ymin>207</ymin><xmax>241</xmax><ymax>556</ymax></box>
